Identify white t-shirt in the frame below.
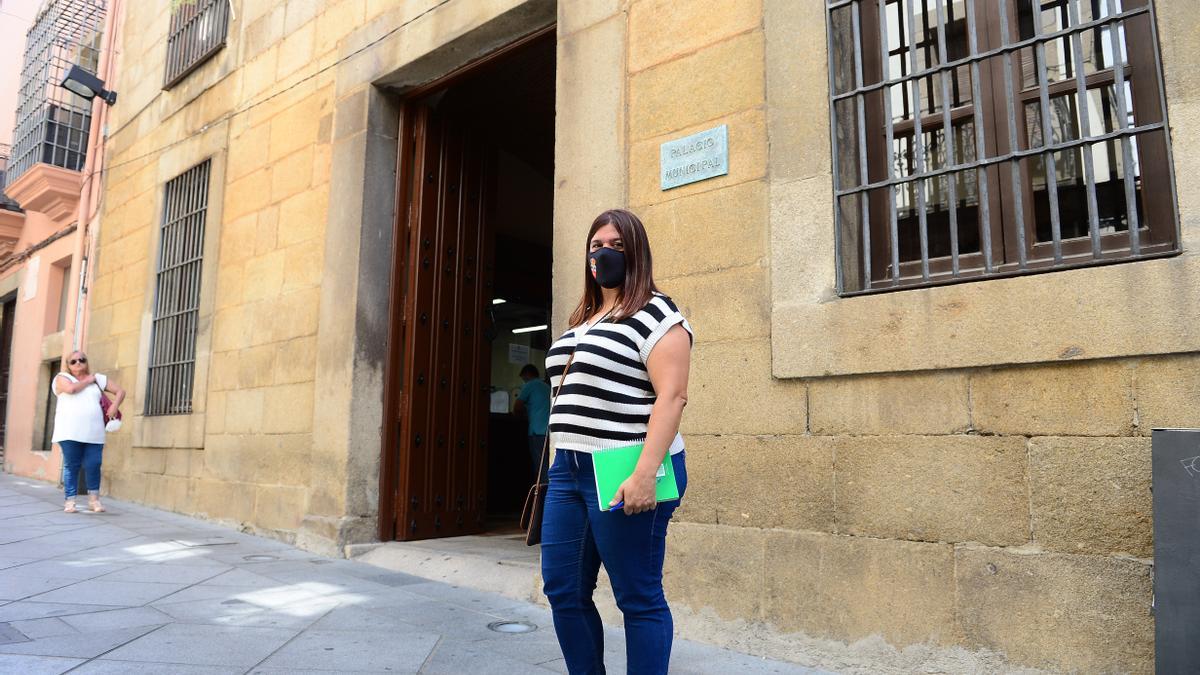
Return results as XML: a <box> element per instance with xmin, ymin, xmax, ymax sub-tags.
<box><xmin>51</xmin><ymin>373</ymin><xmax>108</xmax><ymax>444</ymax></box>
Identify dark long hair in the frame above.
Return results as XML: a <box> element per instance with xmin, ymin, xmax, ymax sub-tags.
<box><xmin>567</xmin><ymin>209</ymin><xmax>661</xmax><ymax>327</ymax></box>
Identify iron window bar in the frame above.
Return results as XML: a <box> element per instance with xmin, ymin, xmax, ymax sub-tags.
<box><xmin>965</xmin><ymin>0</ymin><xmax>994</xmax><ymax>273</ymax></box>
<box><xmin>1106</xmin><ymin>0</ymin><xmax>1139</xmax><ymax>255</ymax></box>
<box><xmin>163</xmin><ymin>0</ymin><xmax>230</xmax><ymax>89</ymax></box>
<box><xmin>996</xmin><ymin>0</ymin><xmax>1028</xmax><ymax>270</ymax></box>
<box><xmin>852</xmin><ymin>2</ymin><xmax>873</xmax><ymax>287</ymax></box>
<box><xmin>1029</xmin><ymin>0</ymin><xmax>1065</xmax><ymax>263</ymax></box>
<box><xmin>904</xmin><ymin>0</ymin><xmax>931</xmax><ymax>281</ymax></box>
<box><xmin>1067</xmin><ymin>0</ymin><xmax>1103</xmax><ymax>258</ymax></box>
<box><xmin>145</xmin><ymin>160</ymin><xmax>210</xmax><ymax>416</ymax></box>
<box><xmin>829</xmin><ymin>3</ymin><xmax>1149</xmax><ymax>102</ymax></box>
<box><xmin>826</xmin><ymin>0</ymin><xmax>1177</xmax><ymax>296</ymax></box>
<box><xmin>935</xmin><ymin>0</ymin><xmax>961</xmax><ymax>275</ymax></box>
<box><xmin>834</xmin><ymin>121</ymin><xmax>1162</xmax><ymax>196</ymax></box>
<box><xmin>878</xmin><ymin>0</ymin><xmax>902</xmax><ymax>284</ymax></box>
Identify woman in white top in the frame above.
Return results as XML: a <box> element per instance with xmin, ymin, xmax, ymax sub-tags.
<box><xmin>52</xmin><ymin>351</ymin><xmax>124</xmax><ymax>513</ymax></box>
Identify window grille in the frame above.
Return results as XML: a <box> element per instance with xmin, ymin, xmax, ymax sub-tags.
<box><xmin>5</xmin><ymin>0</ymin><xmax>105</xmax><ymax>188</ymax></box>
<box><xmin>145</xmin><ymin>160</ymin><xmax>210</xmax><ymax>416</ymax></box>
<box><xmin>163</xmin><ymin>0</ymin><xmax>231</xmax><ymax>88</ymax></box>
<box><xmin>825</xmin><ymin>0</ymin><xmax>1177</xmax><ymax>294</ymax></box>
<box><xmin>0</xmin><ymin>144</ymin><xmax>19</xmax><ymax>212</ymax></box>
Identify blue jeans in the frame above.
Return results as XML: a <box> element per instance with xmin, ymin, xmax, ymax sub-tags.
<box><xmin>541</xmin><ymin>449</ymin><xmax>687</xmax><ymax>675</ymax></box>
<box><xmin>60</xmin><ymin>440</ymin><xmax>103</xmax><ymax>500</ymax></box>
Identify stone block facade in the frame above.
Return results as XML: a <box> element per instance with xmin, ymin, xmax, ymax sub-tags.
<box><xmin>78</xmin><ymin>0</ymin><xmax>1200</xmax><ymax>672</ymax></box>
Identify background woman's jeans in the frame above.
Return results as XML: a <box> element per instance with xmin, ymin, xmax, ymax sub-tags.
<box><xmin>541</xmin><ymin>449</ymin><xmax>687</xmax><ymax>675</ymax></box>
<box><xmin>60</xmin><ymin>440</ymin><xmax>103</xmax><ymax>500</ymax></box>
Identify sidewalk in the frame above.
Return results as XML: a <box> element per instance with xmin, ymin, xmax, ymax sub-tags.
<box><xmin>0</xmin><ymin>474</ymin><xmax>828</xmax><ymax>674</ymax></box>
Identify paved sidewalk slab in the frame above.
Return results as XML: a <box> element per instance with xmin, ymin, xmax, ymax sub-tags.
<box><xmin>0</xmin><ymin>474</ymin><xmax>828</xmax><ymax>674</ymax></box>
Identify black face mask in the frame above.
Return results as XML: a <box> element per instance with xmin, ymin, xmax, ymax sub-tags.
<box><xmin>589</xmin><ymin>247</ymin><xmax>626</xmax><ymax>289</ymax></box>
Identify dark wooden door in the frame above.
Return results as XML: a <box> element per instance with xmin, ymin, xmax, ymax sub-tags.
<box><xmin>0</xmin><ymin>298</ymin><xmax>14</xmax><ymax>450</ymax></box>
<box><xmin>383</xmin><ymin>98</ymin><xmax>494</xmax><ymax>542</ymax></box>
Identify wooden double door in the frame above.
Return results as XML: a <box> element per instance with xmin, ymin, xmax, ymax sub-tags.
<box><xmin>381</xmin><ymin>92</ymin><xmax>497</xmax><ymax>542</ymax></box>
<box><xmin>380</xmin><ymin>26</ymin><xmax>555</xmax><ymax>542</ymax></box>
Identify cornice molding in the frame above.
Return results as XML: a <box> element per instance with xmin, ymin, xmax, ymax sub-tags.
<box><xmin>4</xmin><ymin>164</ymin><xmax>83</xmax><ymax>222</ymax></box>
<box><xmin>0</xmin><ymin>209</ymin><xmax>25</xmax><ymax>245</ymax></box>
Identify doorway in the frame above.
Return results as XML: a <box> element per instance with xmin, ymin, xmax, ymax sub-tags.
<box><xmin>0</xmin><ymin>295</ymin><xmax>15</xmax><ymax>461</ymax></box>
<box><xmin>381</xmin><ymin>28</ymin><xmax>555</xmax><ymax>542</ymax></box>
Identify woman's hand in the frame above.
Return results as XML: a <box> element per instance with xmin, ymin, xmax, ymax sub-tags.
<box><xmin>611</xmin><ymin>470</ymin><xmax>657</xmax><ymax>515</ymax></box>
<box><xmin>106</xmin><ymin>406</ymin><xmax>120</xmax><ymax>421</ymax></box>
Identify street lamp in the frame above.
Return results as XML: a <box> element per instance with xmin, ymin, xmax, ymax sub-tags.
<box><xmin>60</xmin><ymin>64</ymin><xmax>117</xmax><ymax>105</ymax></box>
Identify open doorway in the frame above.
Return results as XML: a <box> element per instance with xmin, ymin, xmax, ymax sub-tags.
<box><xmin>381</xmin><ymin>28</ymin><xmax>555</xmax><ymax>542</ymax></box>
<box><xmin>0</xmin><ymin>295</ymin><xmax>13</xmax><ymax>464</ymax></box>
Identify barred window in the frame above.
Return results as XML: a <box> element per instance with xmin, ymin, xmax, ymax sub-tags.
<box><xmin>826</xmin><ymin>0</ymin><xmax>1178</xmax><ymax>294</ymax></box>
<box><xmin>163</xmin><ymin>0</ymin><xmax>230</xmax><ymax>89</ymax></box>
<box><xmin>146</xmin><ymin>160</ymin><xmax>210</xmax><ymax>416</ymax></box>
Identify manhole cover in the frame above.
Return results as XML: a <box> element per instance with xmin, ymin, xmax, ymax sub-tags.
<box><xmin>487</xmin><ymin>620</ymin><xmax>537</xmax><ymax>634</ymax></box>
<box><xmin>242</xmin><ymin>554</ymin><xmax>279</xmax><ymax>562</ymax></box>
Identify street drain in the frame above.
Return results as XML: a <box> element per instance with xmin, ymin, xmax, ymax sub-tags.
<box><xmin>242</xmin><ymin>554</ymin><xmax>278</xmax><ymax>562</ymax></box>
<box><xmin>487</xmin><ymin>620</ymin><xmax>537</xmax><ymax>634</ymax></box>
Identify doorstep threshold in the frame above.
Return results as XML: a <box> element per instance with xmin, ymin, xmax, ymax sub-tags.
<box><xmin>347</xmin><ymin>533</ymin><xmax>542</xmax><ymax>603</ymax></box>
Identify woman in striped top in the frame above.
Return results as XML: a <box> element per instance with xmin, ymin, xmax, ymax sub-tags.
<box><xmin>541</xmin><ymin>208</ymin><xmax>693</xmax><ymax>675</ymax></box>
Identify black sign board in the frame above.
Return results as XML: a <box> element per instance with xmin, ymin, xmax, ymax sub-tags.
<box><xmin>1152</xmin><ymin>428</ymin><xmax>1200</xmax><ymax>672</ymax></box>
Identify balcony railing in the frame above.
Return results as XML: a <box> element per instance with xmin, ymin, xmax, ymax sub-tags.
<box><xmin>5</xmin><ymin>0</ymin><xmax>105</xmax><ymax>190</ymax></box>
<box><xmin>0</xmin><ymin>144</ymin><xmax>19</xmax><ymax>212</ymax></box>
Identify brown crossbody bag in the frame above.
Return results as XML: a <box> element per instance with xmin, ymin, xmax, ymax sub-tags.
<box><xmin>520</xmin><ymin>347</ymin><xmax>580</xmax><ymax>546</ymax></box>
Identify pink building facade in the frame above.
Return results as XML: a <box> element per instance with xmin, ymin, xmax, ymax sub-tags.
<box><xmin>0</xmin><ymin>0</ymin><xmax>110</xmax><ymax>483</ymax></box>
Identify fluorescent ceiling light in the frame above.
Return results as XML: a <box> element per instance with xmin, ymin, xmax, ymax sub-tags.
<box><xmin>512</xmin><ymin>324</ymin><xmax>547</xmax><ymax>334</ymax></box>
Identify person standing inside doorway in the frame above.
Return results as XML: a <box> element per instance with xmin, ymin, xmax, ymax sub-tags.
<box><xmin>514</xmin><ymin>363</ymin><xmax>551</xmax><ymax>482</ymax></box>
<box><xmin>51</xmin><ymin>351</ymin><xmax>124</xmax><ymax>513</ymax></box>
<box><xmin>541</xmin><ymin>208</ymin><xmax>693</xmax><ymax>675</ymax></box>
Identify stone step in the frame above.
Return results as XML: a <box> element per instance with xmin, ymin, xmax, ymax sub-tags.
<box><xmin>346</xmin><ymin>533</ymin><xmax>544</xmax><ymax>604</ymax></box>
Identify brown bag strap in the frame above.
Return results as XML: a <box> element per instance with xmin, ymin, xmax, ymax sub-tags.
<box><xmin>536</xmin><ymin>349</ymin><xmax>578</xmax><ymax>481</ymax></box>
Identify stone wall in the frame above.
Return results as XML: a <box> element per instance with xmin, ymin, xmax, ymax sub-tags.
<box><xmin>88</xmin><ymin>0</ymin><xmax>1199</xmax><ymax>671</ymax></box>
<box><xmin>565</xmin><ymin>0</ymin><xmax>1188</xmax><ymax>672</ymax></box>
<box><xmin>93</xmin><ymin>0</ymin><xmax>554</xmax><ymax>549</ymax></box>
<box><xmin>94</xmin><ymin>0</ymin><xmax>351</xmax><ymax>541</ymax></box>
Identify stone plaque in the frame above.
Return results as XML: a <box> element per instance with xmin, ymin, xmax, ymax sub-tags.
<box><xmin>660</xmin><ymin>124</ymin><xmax>728</xmax><ymax>190</ymax></box>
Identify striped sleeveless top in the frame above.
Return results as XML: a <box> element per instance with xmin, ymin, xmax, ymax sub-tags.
<box><xmin>546</xmin><ymin>293</ymin><xmax>693</xmax><ymax>454</ymax></box>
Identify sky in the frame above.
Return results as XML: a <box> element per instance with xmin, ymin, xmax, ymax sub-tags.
<box><xmin>0</xmin><ymin>0</ymin><xmax>41</xmax><ymax>148</ymax></box>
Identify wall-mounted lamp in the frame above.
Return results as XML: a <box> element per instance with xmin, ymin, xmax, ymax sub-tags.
<box><xmin>60</xmin><ymin>65</ymin><xmax>117</xmax><ymax>105</ymax></box>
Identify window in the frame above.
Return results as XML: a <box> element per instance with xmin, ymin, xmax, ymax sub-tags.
<box><xmin>163</xmin><ymin>0</ymin><xmax>231</xmax><ymax>89</ymax></box>
<box><xmin>56</xmin><ymin>264</ymin><xmax>70</xmax><ymax>332</ymax></box>
<box><xmin>826</xmin><ymin>0</ymin><xmax>1177</xmax><ymax>294</ymax></box>
<box><xmin>146</xmin><ymin>160</ymin><xmax>210</xmax><ymax>416</ymax></box>
<box><xmin>41</xmin><ymin>362</ymin><xmax>58</xmax><ymax>453</ymax></box>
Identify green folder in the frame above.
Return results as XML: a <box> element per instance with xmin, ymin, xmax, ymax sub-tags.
<box><xmin>592</xmin><ymin>443</ymin><xmax>680</xmax><ymax>511</ymax></box>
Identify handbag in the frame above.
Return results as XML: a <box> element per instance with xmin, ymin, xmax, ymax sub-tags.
<box><xmin>96</xmin><ymin>380</ymin><xmax>122</xmax><ymax>429</ymax></box>
<box><xmin>520</xmin><ymin>337</ymin><xmax>588</xmax><ymax>546</ymax></box>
